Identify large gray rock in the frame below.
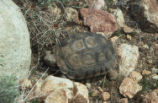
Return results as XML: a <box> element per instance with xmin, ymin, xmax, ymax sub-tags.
<box><xmin>129</xmin><ymin>0</ymin><xmax>158</xmax><ymax>33</ymax></box>
<box><xmin>0</xmin><ymin>0</ymin><xmax>31</xmax><ymax>80</ymax></box>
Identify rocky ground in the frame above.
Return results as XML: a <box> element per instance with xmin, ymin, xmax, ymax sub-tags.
<box><xmin>13</xmin><ymin>0</ymin><xmax>158</xmax><ymax>103</ymax></box>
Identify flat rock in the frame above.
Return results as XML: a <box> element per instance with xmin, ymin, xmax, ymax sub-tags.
<box><xmin>129</xmin><ymin>0</ymin><xmax>158</xmax><ymax>33</ymax></box>
<box><xmin>80</xmin><ymin>8</ymin><xmax>119</xmax><ymax>38</ymax></box>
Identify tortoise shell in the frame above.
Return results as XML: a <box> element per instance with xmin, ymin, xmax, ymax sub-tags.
<box><xmin>55</xmin><ymin>32</ymin><xmax>116</xmax><ymax>80</ymax></box>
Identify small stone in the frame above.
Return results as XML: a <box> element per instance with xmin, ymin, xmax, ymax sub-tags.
<box><xmin>91</xmin><ymin>89</ymin><xmax>99</xmax><ymax>97</ymax></box>
<box><xmin>19</xmin><ymin>78</ymin><xmax>32</xmax><ymax>90</ymax></box>
<box><xmin>129</xmin><ymin>71</ymin><xmax>142</xmax><ymax>82</ymax></box>
<box><xmin>126</xmin><ymin>35</ymin><xmax>132</xmax><ymax>40</ymax></box>
<box><xmin>123</xmin><ymin>25</ymin><xmax>133</xmax><ymax>34</ymax></box>
<box><xmin>143</xmin><ymin>44</ymin><xmax>149</xmax><ymax>49</ymax></box>
<box><xmin>119</xmin><ymin>98</ymin><xmax>128</xmax><ymax>103</ymax></box>
<box><xmin>101</xmin><ymin>92</ymin><xmax>110</xmax><ymax>101</ymax></box>
<box><xmin>119</xmin><ymin>77</ymin><xmax>142</xmax><ymax>98</ymax></box>
<box><xmin>152</xmin><ymin>74</ymin><xmax>158</xmax><ymax>80</ymax></box>
<box><xmin>142</xmin><ymin>70</ymin><xmax>151</xmax><ymax>75</ymax></box>
<box><xmin>88</xmin><ymin>0</ymin><xmax>106</xmax><ymax>10</ymax></box>
<box><xmin>98</xmin><ymin>87</ymin><xmax>104</xmax><ymax>93</ymax></box>
<box><xmin>110</xmin><ymin>36</ymin><xmax>119</xmax><ymax>44</ymax></box>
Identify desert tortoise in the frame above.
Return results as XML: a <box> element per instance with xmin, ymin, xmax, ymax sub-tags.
<box><xmin>53</xmin><ymin>32</ymin><xmax>117</xmax><ymax>80</ymax></box>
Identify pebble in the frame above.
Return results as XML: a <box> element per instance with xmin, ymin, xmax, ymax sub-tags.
<box><xmin>91</xmin><ymin>89</ymin><xmax>99</xmax><ymax>97</ymax></box>
<box><xmin>101</xmin><ymin>92</ymin><xmax>110</xmax><ymax>101</ymax></box>
<box><xmin>142</xmin><ymin>70</ymin><xmax>151</xmax><ymax>75</ymax></box>
<box><xmin>152</xmin><ymin>74</ymin><xmax>158</xmax><ymax>80</ymax></box>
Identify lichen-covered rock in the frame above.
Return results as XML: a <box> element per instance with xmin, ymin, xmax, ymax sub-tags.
<box><xmin>117</xmin><ymin>44</ymin><xmax>139</xmax><ymax>77</ymax></box>
<box><xmin>0</xmin><ymin>0</ymin><xmax>31</xmax><ymax>81</ymax></box>
<box><xmin>80</xmin><ymin>8</ymin><xmax>119</xmax><ymax>37</ymax></box>
<box><xmin>129</xmin><ymin>0</ymin><xmax>158</xmax><ymax>33</ymax></box>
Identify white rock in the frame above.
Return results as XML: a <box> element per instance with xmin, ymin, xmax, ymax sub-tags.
<box><xmin>119</xmin><ymin>77</ymin><xmax>142</xmax><ymax>98</ymax></box>
<box><xmin>113</xmin><ymin>8</ymin><xmax>125</xmax><ymax>27</ymax></box>
<box><xmin>0</xmin><ymin>0</ymin><xmax>31</xmax><ymax>81</ymax></box>
<box><xmin>117</xmin><ymin>44</ymin><xmax>139</xmax><ymax>77</ymax></box>
<box><xmin>88</xmin><ymin>0</ymin><xmax>106</xmax><ymax>10</ymax></box>
<box><xmin>152</xmin><ymin>75</ymin><xmax>158</xmax><ymax>80</ymax></box>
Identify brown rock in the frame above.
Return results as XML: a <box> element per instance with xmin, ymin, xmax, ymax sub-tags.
<box><xmin>80</xmin><ymin>8</ymin><xmax>119</xmax><ymax>37</ymax></box>
<box><xmin>119</xmin><ymin>98</ymin><xmax>128</xmax><ymax>103</ymax></box>
<box><xmin>119</xmin><ymin>77</ymin><xmax>142</xmax><ymax>98</ymax></box>
<box><xmin>101</xmin><ymin>92</ymin><xmax>110</xmax><ymax>101</ymax></box>
<box><xmin>143</xmin><ymin>89</ymin><xmax>158</xmax><ymax>103</ymax></box>
<box><xmin>142</xmin><ymin>69</ymin><xmax>151</xmax><ymax>75</ymax></box>
<box><xmin>129</xmin><ymin>0</ymin><xmax>158</xmax><ymax>33</ymax></box>
<box><xmin>129</xmin><ymin>71</ymin><xmax>142</xmax><ymax>82</ymax></box>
